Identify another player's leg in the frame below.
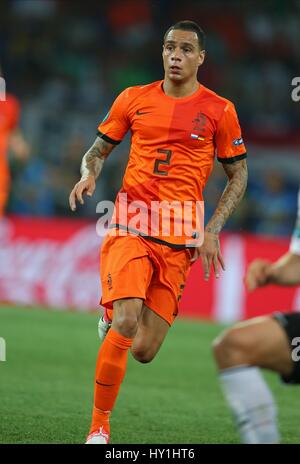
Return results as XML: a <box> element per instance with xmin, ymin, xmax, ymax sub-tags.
<box><xmin>212</xmin><ymin>315</ymin><xmax>294</xmax><ymax>444</ymax></box>
<box><xmin>86</xmin><ymin>297</ymin><xmax>143</xmax><ymax>444</ymax></box>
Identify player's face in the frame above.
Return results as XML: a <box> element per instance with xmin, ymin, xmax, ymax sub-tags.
<box><xmin>162</xmin><ymin>30</ymin><xmax>205</xmax><ymax>83</ymax></box>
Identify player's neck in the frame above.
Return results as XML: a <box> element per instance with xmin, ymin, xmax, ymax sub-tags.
<box><xmin>162</xmin><ymin>79</ymin><xmax>200</xmax><ymax>99</ymax></box>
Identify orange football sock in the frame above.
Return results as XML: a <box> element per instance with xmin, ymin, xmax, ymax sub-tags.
<box><xmin>89</xmin><ymin>328</ymin><xmax>133</xmax><ymax>434</ymax></box>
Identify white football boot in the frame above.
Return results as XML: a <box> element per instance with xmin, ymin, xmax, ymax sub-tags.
<box><xmin>97</xmin><ymin>309</ymin><xmax>112</xmax><ymax>341</ymax></box>
<box><xmin>85</xmin><ymin>426</ymin><xmax>110</xmax><ymax>444</ymax></box>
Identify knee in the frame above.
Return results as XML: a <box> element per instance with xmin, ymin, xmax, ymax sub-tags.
<box><xmin>131</xmin><ymin>345</ymin><xmax>155</xmax><ymax>364</ymax></box>
<box><xmin>112</xmin><ymin>299</ymin><xmax>142</xmax><ymax>338</ymax></box>
<box><xmin>212</xmin><ymin>326</ymin><xmax>253</xmax><ymax>369</ymax></box>
<box><xmin>113</xmin><ymin>312</ymin><xmax>139</xmax><ymax>339</ymax></box>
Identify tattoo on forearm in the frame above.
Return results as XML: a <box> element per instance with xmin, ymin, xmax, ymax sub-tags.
<box><xmin>206</xmin><ymin>159</ymin><xmax>248</xmax><ymax>235</ymax></box>
<box><xmin>80</xmin><ymin>137</ymin><xmax>114</xmax><ymax>179</ymax></box>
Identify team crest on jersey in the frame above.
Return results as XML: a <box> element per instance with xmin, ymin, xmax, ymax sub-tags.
<box><xmin>232</xmin><ymin>137</ymin><xmax>244</xmax><ymax>146</ymax></box>
<box><xmin>192</xmin><ymin>112</ymin><xmax>206</xmax><ymax>132</ymax></box>
<box><xmin>190</xmin><ymin>113</ymin><xmax>206</xmax><ymax>141</ymax></box>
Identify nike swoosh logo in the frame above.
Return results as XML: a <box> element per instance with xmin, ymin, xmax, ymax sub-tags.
<box><xmin>96</xmin><ymin>380</ymin><xmax>114</xmax><ymax>386</ymax></box>
<box><xmin>136</xmin><ymin>110</ymin><xmax>151</xmax><ymax>115</ymax></box>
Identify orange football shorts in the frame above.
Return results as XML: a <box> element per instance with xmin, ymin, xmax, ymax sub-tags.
<box><xmin>100</xmin><ymin>233</ymin><xmax>192</xmax><ymax>326</ymax></box>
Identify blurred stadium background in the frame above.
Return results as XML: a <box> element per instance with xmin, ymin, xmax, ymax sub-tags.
<box><xmin>0</xmin><ymin>0</ymin><xmax>300</xmax><ymax>444</ymax></box>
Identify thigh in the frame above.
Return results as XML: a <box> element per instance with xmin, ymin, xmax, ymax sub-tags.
<box><xmin>131</xmin><ymin>303</ymin><xmax>170</xmax><ymax>360</ymax></box>
<box><xmin>231</xmin><ymin>316</ymin><xmax>293</xmax><ymax>376</ymax></box>
<box><xmin>272</xmin><ymin>312</ymin><xmax>300</xmax><ymax>383</ymax></box>
<box><xmin>100</xmin><ymin>234</ymin><xmax>153</xmax><ymax>309</ymax></box>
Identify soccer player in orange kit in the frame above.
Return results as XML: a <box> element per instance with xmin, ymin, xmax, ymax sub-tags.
<box><xmin>0</xmin><ymin>67</ymin><xmax>29</xmax><ymax>217</ymax></box>
<box><xmin>69</xmin><ymin>21</ymin><xmax>248</xmax><ymax>444</ymax></box>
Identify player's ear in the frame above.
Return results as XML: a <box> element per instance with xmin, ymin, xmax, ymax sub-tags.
<box><xmin>198</xmin><ymin>49</ymin><xmax>206</xmax><ymax>67</ymax></box>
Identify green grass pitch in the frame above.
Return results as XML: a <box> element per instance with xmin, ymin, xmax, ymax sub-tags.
<box><xmin>0</xmin><ymin>305</ymin><xmax>299</xmax><ymax>444</ymax></box>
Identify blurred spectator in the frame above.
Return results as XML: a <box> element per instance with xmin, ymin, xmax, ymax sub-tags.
<box><xmin>248</xmin><ymin>171</ymin><xmax>298</xmax><ymax>237</ymax></box>
<box><xmin>9</xmin><ymin>155</ymin><xmax>55</xmax><ymax>215</ymax></box>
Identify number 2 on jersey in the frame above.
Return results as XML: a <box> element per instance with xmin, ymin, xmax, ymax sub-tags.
<box><xmin>154</xmin><ymin>149</ymin><xmax>172</xmax><ymax>176</ymax></box>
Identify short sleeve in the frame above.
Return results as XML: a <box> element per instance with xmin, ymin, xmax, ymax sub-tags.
<box><xmin>97</xmin><ymin>88</ymin><xmax>131</xmax><ymax>145</ymax></box>
<box><xmin>215</xmin><ymin>101</ymin><xmax>247</xmax><ymax>164</ymax></box>
<box><xmin>290</xmin><ymin>190</ymin><xmax>300</xmax><ymax>255</ymax></box>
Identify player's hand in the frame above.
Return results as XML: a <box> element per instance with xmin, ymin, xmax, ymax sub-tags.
<box><xmin>191</xmin><ymin>231</ymin><xmax>225</xmax><ymax>281</ymax></box>
<box><xmin>245</xmin><ymin>259</ymin><xmax>271</xmax><ymax>291</ymax></box>
<box><xmin>69</xmin><ymin>175</ymin><xmax>96</xmax><ymax>211</ymax></box>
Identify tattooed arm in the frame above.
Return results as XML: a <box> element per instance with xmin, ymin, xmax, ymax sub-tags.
<box><xmin>69</xmin><ymin>136</ymin><xmax>115</xmax><ymax>211</ymax></box>
<box><xmin>192</xmin><ymin>159</ymin><xmax>248</xmax><ymax>280</ymax></box>
<box><xmin>80</xmin><ymin>136</ymin><xmax>114</xmax><ymax>179</ymax></box>
<box><xmin>206</xmin><ymin>159</ymin><xmax>248</xmax><ymax>234</ymax></box>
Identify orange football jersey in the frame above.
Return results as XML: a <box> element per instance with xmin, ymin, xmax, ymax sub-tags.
<box><xmin>98</xmin><ymin>80</ymin><xmax>246</xmax><ymax>247</ymax></box>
